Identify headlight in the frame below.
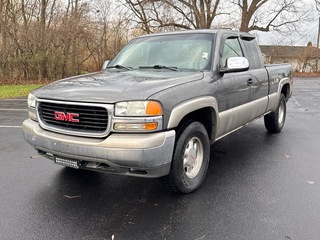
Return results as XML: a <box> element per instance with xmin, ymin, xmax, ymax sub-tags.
<box><xmin>113</xmin><ymin>101</ymin><xmax>163</xmax><ymax>132</ymax></box>
<box><xmin>27</xmin><ymin>93</ymin><xmax>36</xmax><ymax>108</ymax></box>
<box><xmin>115</xmin><ymin>101</ymin><xmax>163</xmax><ymax>116</ymax></box>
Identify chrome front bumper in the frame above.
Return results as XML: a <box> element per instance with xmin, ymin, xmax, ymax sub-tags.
<box><xmin>22</xmin><ymin>119</ymin><xmax>175</xmax><ymax>178</ymax></box>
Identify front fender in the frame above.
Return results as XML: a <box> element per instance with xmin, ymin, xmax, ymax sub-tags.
<box><xmin>167</xmin><ymin>96</ymin><xmax>219</xmax><ymax>142</ymax></box>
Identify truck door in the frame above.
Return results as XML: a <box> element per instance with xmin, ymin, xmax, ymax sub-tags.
<box><xmin>216</xmin><ymin>35</ymin><xmax>253</xmax><ymax>136</ymax></box>
<box><xmin>217</xmin><ymin>36</ymin><xmax>252</xmax><ymax>111</ymax></box>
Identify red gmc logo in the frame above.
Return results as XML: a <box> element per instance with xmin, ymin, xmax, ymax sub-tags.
<box><xmin>54</xmin><ymin>111</ymin><xmax>79</xmax><ymax>123</ymax></box>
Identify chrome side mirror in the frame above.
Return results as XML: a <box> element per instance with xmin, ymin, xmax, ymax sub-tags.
<box><xmin>220</xmin><ymin>57</ymin><xmax>249</xmax><ymax>73</ymax></box>
<box><xmin>101</xmin><ymin>60</ymin><xmax>110</xmax><ymax>70</ymax></box>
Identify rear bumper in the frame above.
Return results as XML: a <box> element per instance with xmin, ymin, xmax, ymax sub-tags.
<box><xmin>22</xmin><ymin>119</ymin><xmax>175</xmax><ymax>178</ymax></box>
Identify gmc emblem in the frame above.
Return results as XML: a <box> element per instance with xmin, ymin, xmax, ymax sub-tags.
<box><xmin>54</xmin><ymin>111</ymin><xmax>79</xmax><ymax>123</ymax></box>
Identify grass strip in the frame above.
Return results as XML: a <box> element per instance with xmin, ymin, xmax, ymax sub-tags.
<box><xmin>0</xmin><ymin>84</ymin><xmax>43</xmax><ymax>99</ymax></box>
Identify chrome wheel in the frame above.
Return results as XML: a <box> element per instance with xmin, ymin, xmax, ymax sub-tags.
<box><xmin>278</xmin><ymin>100</ymin><xmax>285</xmax><ymax>125</ymax></box>
<box><xmin>183</xmin><ymin>137</ymin><xmax>204</xmax><ymax>179</ymax></box>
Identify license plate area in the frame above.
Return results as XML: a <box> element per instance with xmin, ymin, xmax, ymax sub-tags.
<box><xmin>54</xmin><ymin>157</ymin><xmax>80</xmax><ymax>169</ymax></box>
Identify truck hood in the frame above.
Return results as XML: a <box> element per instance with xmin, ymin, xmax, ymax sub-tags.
<box><xmin>33</xmin><ymin>70</ymin><xmax>204</xmax><ymax>103</ymax></box>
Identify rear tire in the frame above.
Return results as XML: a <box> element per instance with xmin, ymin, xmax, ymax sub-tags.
<box><xmin>162</xmin><ymin>121</ymin><xmax>210</xmax><ymax>193</ymax></box>
<box><xmin>264</xmin><ymin>93</ymin><xmax>286</xmax><ymax>133</ymax></box>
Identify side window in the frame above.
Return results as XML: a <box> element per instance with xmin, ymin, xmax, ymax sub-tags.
<box><xmin>220</xmin><ymin>37</ymin><xmax>243</xmax><ymax>67</ymax></box>
<box><xmin>242</xmin><ymin>39</ymin><xmax>263</xmax><ymax>69</ymax></box>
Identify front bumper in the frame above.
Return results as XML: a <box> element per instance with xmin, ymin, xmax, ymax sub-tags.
<box><xmin>22</xmin><ymin>119</ymin><xmax>175</xmax><ymax>178</ymax></box>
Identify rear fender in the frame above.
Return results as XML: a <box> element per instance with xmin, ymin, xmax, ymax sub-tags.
<box><xmin>267</xmin><ymin>77</ymin><xmax>292</xmax><ymax>112</ymax></box>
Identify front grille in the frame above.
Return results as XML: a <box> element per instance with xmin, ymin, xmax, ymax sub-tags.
<box><xmin>38</xmin><ymin>101</ymin><xmax>110</xmax><ymax>137</ymax></box>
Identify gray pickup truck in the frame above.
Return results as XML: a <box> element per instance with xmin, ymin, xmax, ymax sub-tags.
<box><xmin>22</xmin><ymin>29</ymin><xmax>293</xmax><ymax>193</ymax></box>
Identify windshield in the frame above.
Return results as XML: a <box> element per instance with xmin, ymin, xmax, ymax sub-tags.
<box><xmin>108</xmin><ymin>33</ymin><xmax>214</xmax><ymax>71</ymax></box>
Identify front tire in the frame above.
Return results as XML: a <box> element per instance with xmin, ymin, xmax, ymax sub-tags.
<box><xmin>264</xmin><ymin>93</ymin><xmax>287</xmax><ymax>133</ymax></box>
<box><xmin>162</xmin><ymin>121</ymin><xmax>210</xmax><ymax>193</ymax></box>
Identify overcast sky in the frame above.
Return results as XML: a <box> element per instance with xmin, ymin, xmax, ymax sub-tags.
<box><xmin>255</xmin><ymin>12</ymin><xmax>319</xmax><ymax>47</ymax></box>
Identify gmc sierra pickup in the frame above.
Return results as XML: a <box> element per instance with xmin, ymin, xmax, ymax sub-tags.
<box><xmin>22</xmin><ymin>29</ymin><xmax>293</xmax><ymax>193</ymax></box>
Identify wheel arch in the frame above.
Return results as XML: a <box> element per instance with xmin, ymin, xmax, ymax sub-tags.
<box><xmin>281</xmin><ymin>82</ymin><xmax>291</xmax><ymax>101</ymax></box>
<box><xmin>167</xmin><ymin>96</ymin><xmax>219</xmax><ymax>144</ymax></box>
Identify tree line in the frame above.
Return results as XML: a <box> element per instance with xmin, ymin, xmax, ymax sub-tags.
<box><xmin>0</xmin><ymin>0</ymin><xmax>316</xmax><ymax>84</ymax></box>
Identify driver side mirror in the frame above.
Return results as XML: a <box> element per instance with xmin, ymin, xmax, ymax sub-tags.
<box><xmin>101</xmin><ymin>60</ymin><xmax>110</xmax><ymax>70</ymax></box>
<box><xmin>220</xmin><ymin>57</ymin><xmax>249</xmax><ymax>73</ymax></box>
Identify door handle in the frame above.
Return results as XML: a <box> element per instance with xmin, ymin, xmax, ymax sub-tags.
<box><xmin>247</xmin><ymin>78</ymin><xmax>253</xmax><ymax>86</ymax></box>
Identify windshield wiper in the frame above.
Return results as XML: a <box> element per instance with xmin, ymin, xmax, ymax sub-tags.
<box><xmin>139</xmin><ymin>65</ymin><xmax>178</xmax><ymax>71</ymax></box>
<box><xmin>106</xmin><ymin>64</ymin><xmax>132</xmax><ymax>70</ymax></box>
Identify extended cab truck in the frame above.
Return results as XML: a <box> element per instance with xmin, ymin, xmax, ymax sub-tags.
<box><xmin>22</xmin><ymin>29</ymin><xmax>293</xmax><ymax>193</ymax></box>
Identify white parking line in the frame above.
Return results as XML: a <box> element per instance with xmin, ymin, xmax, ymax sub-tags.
<box><xmin>0</xmin><ymin>109</ymin><xmax>27</xmax><ymax>111</ymax></box>
<box><xmin>0</xmin><ymin>99</ymin><xmax>26</xmax><ymax>101</ymax></box>
<box><xmin>0</xmin><ymin>125</ymin><xmax>21</xmax><ymax>128</ymax></box>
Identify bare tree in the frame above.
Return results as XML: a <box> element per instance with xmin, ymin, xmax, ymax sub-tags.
<box><xmin>232</xmin><ymin>0</ymin><xmax>314</xmax><ymax>33</ymax></box>
<box><xmin>163</xmin><ymin>0</ymin><xmax>221</xmax><ymax>29</ymax></box>
<box><xmin>86</xmin><ymin>0</ymin><xmax>129</xmax><ymax>69</ymax></box>
<box><xmin>124</xmin><ymin>0</ymin><xmax>314</xmax><ymax>34</ymax></box>
<box><xmin>123</xmin><ymin>0</ymin><xmax>168</xmax><ymax>33</ymax></box>
<box><xmin>0</xmin><ymin>0</ymin><xmax>318</xmax><ymax>84</ymax></box>
<box><xmin>315</xmin><ymin>0</ymin><xmax>320</xmax><ymax>10</ymax></box>
<box><xmin>123</xmin><ymin>0</ymin><xmax>223</xmax><ymax>32</ymax></box>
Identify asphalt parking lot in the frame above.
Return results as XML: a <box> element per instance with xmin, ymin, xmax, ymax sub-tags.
<box><xmin>0</xmin><ymin>77</ymin><xmax>320</xmax><ymax>240</ymax></box>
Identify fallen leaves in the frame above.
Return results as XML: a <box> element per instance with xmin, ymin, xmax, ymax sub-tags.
<box><xmin>64</xmin><ymin>195</ymin><xmax>81</xmax><ymax>199</ymax></box>
<box><xmin>195</xmin><ymin>236</ymin><xmax>205</xmax><ymax>240</ymax></box>
<box><xmin>306</xmin><ymin>181</ymin><xmax>316</xmax><ymax>185</ymax></box>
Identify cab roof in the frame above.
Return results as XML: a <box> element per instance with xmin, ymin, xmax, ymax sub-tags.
<box><xmin>136</xmin><ymin>29</ymin><xmax>256</xmax><ymax>40</ymax></box>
